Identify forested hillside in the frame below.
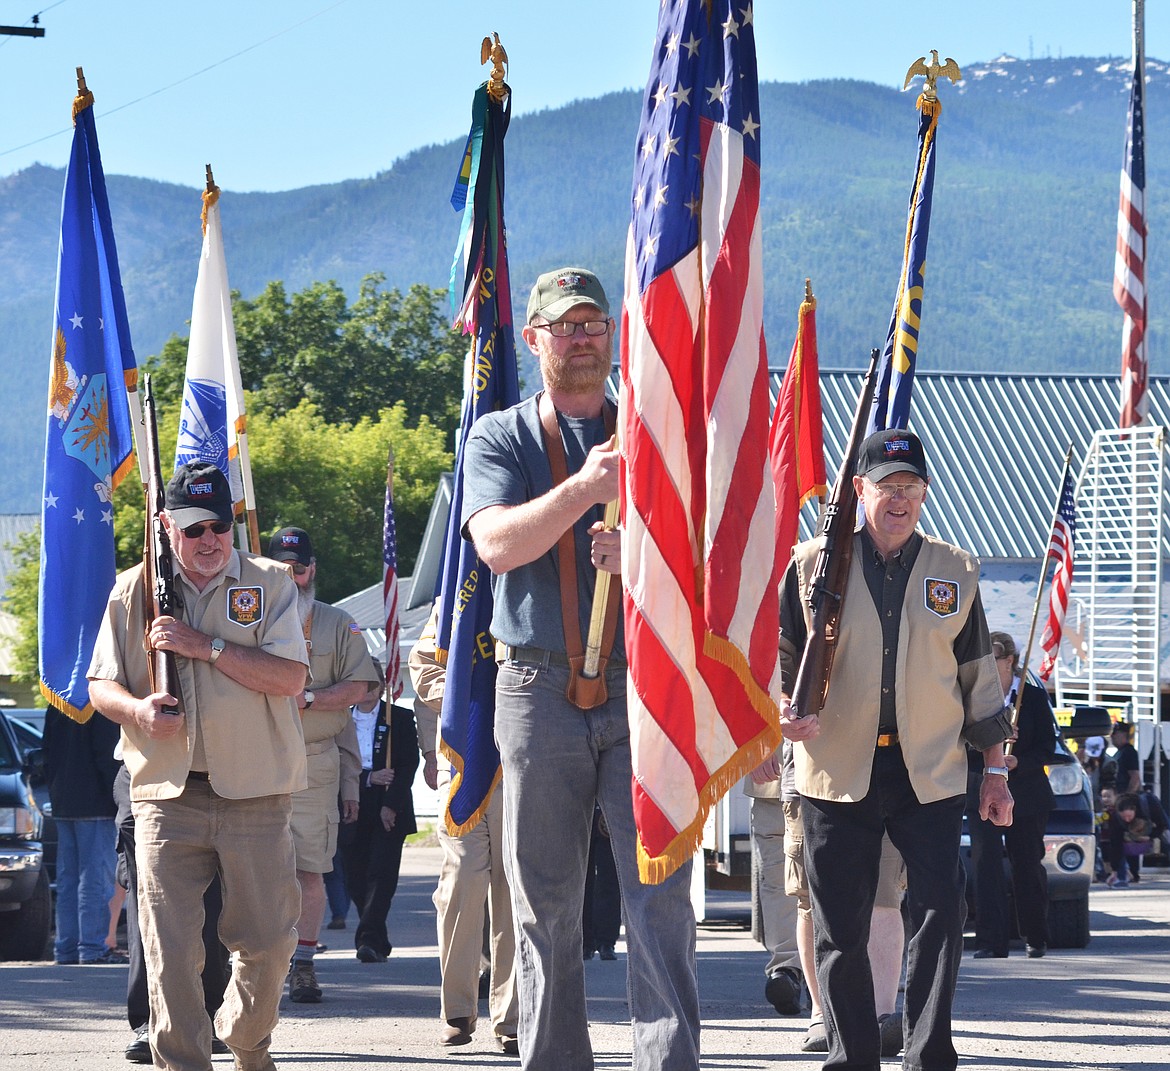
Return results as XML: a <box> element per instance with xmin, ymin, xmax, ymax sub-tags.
<box><xmin>1</xmin><ymin>54</ymin><xmax>1165</xmax><ymax>511</ymax></box>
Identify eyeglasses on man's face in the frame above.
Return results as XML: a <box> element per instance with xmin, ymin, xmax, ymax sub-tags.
<box><xmin>180</xmin><ymin>520</ymin><xmax>233</xmax><ymax>539</ymax></box>
<box><xmin>532</xmin><ymin>319</ymin><xmax>610</xmax><ymax>338</ymax></box>
<box><xmin>866</xmin><ymin>479</ymin><xmax>927</xmax><ymax>501</ymax></box>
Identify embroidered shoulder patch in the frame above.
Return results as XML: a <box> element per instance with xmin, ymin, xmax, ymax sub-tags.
<box><xmin>227</xmin><ymin>585</ymin><xmax>264</xmax><ymax>626</ymax></box>
<box><xmin>924</xmin><ymin>578</ymin><xmax>959</xmax><ymax>618</ymax></box>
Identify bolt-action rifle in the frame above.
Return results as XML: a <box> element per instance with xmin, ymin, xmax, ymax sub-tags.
<box><xmin>141</xmin><ymin>375</ymin><xmax>182</xmax><ymax>714</ymax></box>
<box><xmin>789</xmin><ymin>348</ymin><xmax>880</xmax><ymax>719</ymax></box>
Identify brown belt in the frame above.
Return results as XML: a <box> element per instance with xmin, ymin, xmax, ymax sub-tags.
<box><xmin>876</xmin><ymin>732</ymin><xmax>900</xmax><ymax>748</ymax></box>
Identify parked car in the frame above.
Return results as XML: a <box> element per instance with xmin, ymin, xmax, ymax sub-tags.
<box><xmin>0</xmin><ymin>708</ymin><xmax>51</xmax><ymax>959</ymax></box>
<box><xmin>5</xmin><ymin>714</ymin><xmax>57</xmax><ymax>887</ymax></box>
<box><xmin>960</xmin><ymin>679</ymin><xmax>1095</xmax><ymax>950</ymax></box>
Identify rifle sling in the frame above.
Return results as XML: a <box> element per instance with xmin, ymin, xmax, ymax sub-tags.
<box><xmin>537</xmin><ymin>391</ymin><xmax>619</xmax><ymax>709</ymax></box>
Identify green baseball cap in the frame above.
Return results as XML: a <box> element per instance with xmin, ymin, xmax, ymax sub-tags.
<box><xmin>526</xmin><ymin>267</ymin><xmax>610</xmax><ymax>323</ymax></box>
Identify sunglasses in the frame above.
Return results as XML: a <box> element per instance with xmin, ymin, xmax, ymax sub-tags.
<box><xmin>290</xmin><ymin>562</ymin><xmax>312</xmax><ymax>575</ymax></box>
<box><xmin>180</xmin><ymin>520</ymin><xmax>233</xmax><ymax>539</ymax></box>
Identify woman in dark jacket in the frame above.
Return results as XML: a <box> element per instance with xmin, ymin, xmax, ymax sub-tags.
<box><xmin>967</xmin><ymin>632</ymin><xmax>1059</xmax><ymax>959</ymax></box>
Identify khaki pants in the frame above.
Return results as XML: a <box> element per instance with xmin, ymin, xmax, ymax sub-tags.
<box><xmin>134</xmin><ymin>781</ymin><xmax>299</xmax><ymax>1071</ymax></box>
<box><xmin>434</xmin><ymin>782</ymin><xmax>517</xmax><ymax>1036</ymax></box>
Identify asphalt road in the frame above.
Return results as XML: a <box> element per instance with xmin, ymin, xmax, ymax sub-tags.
<box><xmin>1</xmin><ymin>847</ymin><xmax>1167</xmax><ymax>1070</ymax></box>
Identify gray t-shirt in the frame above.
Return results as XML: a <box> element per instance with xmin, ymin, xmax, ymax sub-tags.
<box><xmin>461</xmin><ymin>392</ymin><xmax>624</xmax><ymax>657</ymax></box>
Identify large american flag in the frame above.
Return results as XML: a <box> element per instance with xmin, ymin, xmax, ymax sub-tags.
<box><xmin>382</xmin><ymin>448</ymin><xmax>403</xmax><ymax>701</ymax></box>
<box><xmin>1038</xmin><ymin>466</ymin><xmax>1077</xmax><ymax>681</ymax></box>
<box><xmin>1115</xmin><ymin>46</ymin><xmax>1148</xmax><ymax>429</ymax></box>
<box><xmin>621</xmin><ymin>0</ymin><xmax>782</xmax><ymax>883</ymax></box>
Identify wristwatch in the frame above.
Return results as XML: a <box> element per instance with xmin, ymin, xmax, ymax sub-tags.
<box><xmin>983</xmin><ymin>766</ymin><xmax>1010</xmax><ymax>778</ymax></box>
<box><xmin>304</xmin><ymin>690</ymin><xmax>315</xmax><ymax>709</ymax></box>
<box><xmin>208</xmin><ymin>637</ymin><xmax>226</xmax><ymax>665</ymax></box>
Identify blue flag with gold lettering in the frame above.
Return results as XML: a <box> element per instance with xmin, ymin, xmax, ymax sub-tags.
<box><xmin>868</xmin><ymin>92</ymin><xmax>941</xmax><ymax>433</ymax></box>
<box><xmin>40</xmin><ymin>86</ymin><xmax>138</xmax><ymax>722</ymax></box>
<box><xmin>435</xmin><ymin>80</ymin><xmax>520</xmax><ymax>834</ymax></box>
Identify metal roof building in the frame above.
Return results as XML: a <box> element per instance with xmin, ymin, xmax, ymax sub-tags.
<box><xmin>800</xmin><ymin>370</ymin><xmax>1170</xmax><ymax>561</ymax></box>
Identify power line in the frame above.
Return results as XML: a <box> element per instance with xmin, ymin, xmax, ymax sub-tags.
<box><xmin>0</xmin><ymin>0</ymin><xmax>352</xmax><ymax>159</ymax></box>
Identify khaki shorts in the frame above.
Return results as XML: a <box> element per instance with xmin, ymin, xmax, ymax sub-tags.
<box><xmin>782</xmin><ymin>798</ymin><xmax>906</xmax><ymax>919</ymax></box>
<box><xmin>290</xmin><ymin>745</ymin><xmax>340</xmax><ymax>873</ymax></box>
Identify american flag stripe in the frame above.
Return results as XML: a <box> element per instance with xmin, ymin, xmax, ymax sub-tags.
<box><xmin>382</xmin><ymin>452</ymin><xmax>403</xmax><ymax>701</ymax></box>
<box><xmin>1038</xmin><ymin>466</ymin><xmax>1076</xmax><ymax>681</ymax></box>
<box><xmin>622</xmin><ymin>0</ymin><xmax>782</xmax><ymax>882</ymax></box>
<box><xmin>1115</xmin><ymin>49</ymin><xmax>1147</xmax><ymax>429</ymax></box>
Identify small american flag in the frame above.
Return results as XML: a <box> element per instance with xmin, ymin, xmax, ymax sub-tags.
<box><xmin>621</xmin><ymin>0</ymin><xmax>782</xmax><ymax>882</ymax></box>
<box><xmin>1115</xmin><ymin>45</ymin><xmax>1148</xmax><ymax>429</ymax></box>
<box><xmin>382</xmin><ymin>448</ymin><xmax>403</xmax><ymax>701</ymax></box>
<box><xmin>1038</xmin><ymin>467</ymin><xmax>1077</xmax><ymax>681</ymax></box>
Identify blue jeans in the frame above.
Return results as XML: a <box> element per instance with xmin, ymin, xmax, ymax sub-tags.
<box><xmin>54</xmin><ymin>817</ymin><xmax>116</xmax><ymax>963</ymax></box>
<box><xmin>494</xmin><ymin>660</ymin><xmax>700</xmax><ymax>1071</ymax></box>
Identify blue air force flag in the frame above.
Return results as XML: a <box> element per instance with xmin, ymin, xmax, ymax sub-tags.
<box><xmin>40</xmin><ymin>87</ymin><xmax>138</xmax><ymax>721</ymax></box>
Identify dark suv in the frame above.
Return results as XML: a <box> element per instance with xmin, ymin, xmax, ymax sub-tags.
<box><xmin>0</xmin><ymin>709</ymin><xmax>51</xmax><ymax>959</ymax></box>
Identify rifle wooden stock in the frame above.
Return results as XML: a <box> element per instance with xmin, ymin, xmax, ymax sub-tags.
<box><xmin>141</xmin><ymin>377</ymin><xmax>182</xmax><ymax>715</ymax></box>
<box><xmin>790</xmin><ymin>349</ymin><xmax>880</xmax><ymax>720</ymax></box>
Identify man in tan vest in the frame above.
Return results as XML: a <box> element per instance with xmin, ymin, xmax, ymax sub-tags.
<box><xmin>267</xmin><ymin>526</ymin><xmax>379</xmax><ymax>1004</ymax></box>
<box><xmin>88</xmin><ymin>462</ymin><xmax>308</xmax><ymax>1071</ymax></box>
<box><xmin>774</xmin><ymin>428</ymin><xmax>1014</xmax><ymax>1071</ymax></box>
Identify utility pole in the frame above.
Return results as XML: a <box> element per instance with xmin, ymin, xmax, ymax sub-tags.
<box><xmin>0</xmin><ymin>14</ymin><xmax>45</xmax><ymax>38</ymax></box>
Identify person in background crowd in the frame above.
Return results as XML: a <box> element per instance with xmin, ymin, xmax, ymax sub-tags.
<box><xmin>42</xmin><ymin>703</ymin><xmax>121</xmax><ymax>966</ymax></box>
<box><xmin>967</xmin><ymin>631</ymin><xmax>1058</xmax><ymax>960</ymax></box>
<box><xmin>1108</xmin><ymin>722</ymin><xmax>1141</xmax><ymax>795</ymax></box>
<box><xmin>341</xmin><ymin>661</ymin><xmax>419</xmax><ymax>963</ymax></box>
<box><xmin>266</xmin><ymin>526</ymin><xmax>379</xmax><ymax>1005</ymax></box>
<box><xmin>409</xmin><ymin>606</ymin><xmax>519</xmax><ymax>1055</ymax></box>
<box><xmin>582</xmin><ymin>806</ymin><xmax>621</xmax><ymax>962</ymax></box>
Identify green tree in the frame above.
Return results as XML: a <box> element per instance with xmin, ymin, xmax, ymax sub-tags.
<box><xmin>143</xmin><ymin>274</ymin><xmax>465</xmax><ymax>435</ymax></box>
<box><xmin>1</xmin><ymin>529</ymin><xmax>40</xmax><ymax>690</ymax></box>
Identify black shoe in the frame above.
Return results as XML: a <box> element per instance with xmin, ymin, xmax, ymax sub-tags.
<box><xmin>356</xmin><ymin>945</ymin><xmax>386</xmax><ymax>963</ymax></box>
<box><xmin>326</xmin><ymin>915</ymin><xmax>346</xmax><ymax>930</ymax></box>
<box><xmin>496</xmin><ymin>1034</ymin><xmax>520</xmax><ymax>1056</ymax></box>
<box><xmin>598</xmin><ymin>944</ymin><xmax>617</xmax><ymax>961</ymax></box>
<box><xmin>124</xmin><ymin>1026</ymin><xmax>151</xmax><ymax>1064</ymax></box>
<box><xmin>582</xmin><ymin>948</ymin><xmax>594</xmax><ymax>960</ymax></box>
<box><xmin>878</xmin><ymin>1012</ymin><xmax>903</xmax><ymax>1057</ymax></box>
<box><xmin>972</xmin><ymin>948</ymin><xmax>1008</xmax><ymax>959</ymax></box>
<box><xmin>1026</xmin><ymin>943</ymin><xmax>1047</xmax><ymax>959</ymax></box>
<box><xmin>210</xmin><ymin>1034</ymin><xmax>229</xmax><ymax>1055</ymax></box>
<box><xmin>82</xmin><ymin>948</ymin><xmax>129</xmax><ymax>965</ymax></box>
<box><xmin>441</xmin><ymin>1016</ymin><xmax>474</xmax><ymax>1046</ymax></box>
<box><xmin>764</xmin><ymin>966</ymin><xmax>803</xmax><ymax>1015</ymax></box>
<box><xmin>478</xmin><ymin>968</ymin><xmax>491</xmax><ymax>1000</ymax></box>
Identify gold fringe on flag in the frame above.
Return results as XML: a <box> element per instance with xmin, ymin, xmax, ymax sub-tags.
<box><xmin>72</xmin><ymin>67</ymin><xmax>94</xmax><ymax>122</ymax></box>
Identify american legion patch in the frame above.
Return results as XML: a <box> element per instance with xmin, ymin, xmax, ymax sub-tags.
<box><xmin>227</xmin><ymin>586</ymin><xmax>264</xmax><ymax>626</ymax></box>
<box><xmin>924</xmin><ymin>578</ymin><xmax>959</xmax><ymax>618</ymax></box>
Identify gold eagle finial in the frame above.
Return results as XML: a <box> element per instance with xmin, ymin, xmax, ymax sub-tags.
<box><xmin>481</xmin><ymin>33</ymin><xmax>509</xmax><ymax>103</ymax></box>
<box><xmin>903</xmin><ymin>50</ymin><xmax>962</xmax><ymax>101</ymax></box>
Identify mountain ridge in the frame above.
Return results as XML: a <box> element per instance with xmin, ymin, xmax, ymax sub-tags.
<box><xmin>1</xmin><ymin>55</ymin><xmax>1163</xmax><ymax>511</ymax></box>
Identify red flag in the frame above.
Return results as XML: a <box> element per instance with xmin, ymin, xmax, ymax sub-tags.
<box><xmin>621</xmin><ymin>0</ymin><xmax>782</xmax><ymax>883</ymax></box>
<box><xmin>770</xmin><ymin>283</ymin><xmax>827</xmax><ymax>556</ymax></box>
<box><xmin>1038</xmin><ymin>467</ymin><xmax>1077</xmax><ymax>681</ymax></box>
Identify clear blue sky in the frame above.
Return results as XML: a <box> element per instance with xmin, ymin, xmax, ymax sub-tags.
<box><xmin>0</xmin><ymin>0</ymin><xmax>1163</xmax><ymax>192</ymax></box>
